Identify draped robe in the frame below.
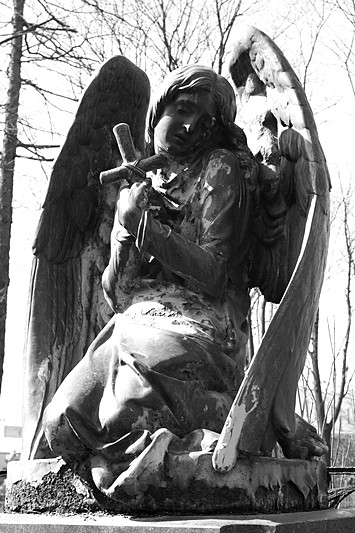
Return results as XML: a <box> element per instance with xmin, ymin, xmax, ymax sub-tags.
<box><xmin>43</xmin><ymin>148</ymin><xmax>252</xmax><ymax>498</ymax></box>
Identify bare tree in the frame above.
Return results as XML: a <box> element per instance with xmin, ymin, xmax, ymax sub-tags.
<box><xmin>0</xmin><ymin>0</ymin><xmax>109</xmax><ymax>396</ymax></box>
<box><xmin>247</xmin><ymin>289</ymin><xmax>277</xmax><ymax>365</ymax></box>
<box><xmin>212</xmin><ymin>0</ymin><xmax>259</xmax><ymax>74</ymax></box>
<box><xmin>299</xmin><ymin>186</ymin><xmax>355</xmax><ymax>465</ymax></box>
<box><xmin>294</xmin><ymin>0</ymin><xmax>355</xmax><ymax>467</ymax></box>
<box><xmin>81</xmin><ymin>0</ymin><xmax>263</xmax><ymax>78</ymax></box>
<box><xmin>0</xmin><ymin>0</ymin><xmax>26</xmax><ymax>396</ymax></box>
<box><xmin>327</xmin><ymin>0</ymin><xmax>355</xmax><ymax>98</ymax></box>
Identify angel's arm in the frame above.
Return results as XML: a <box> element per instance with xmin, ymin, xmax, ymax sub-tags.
<box><xmin>118</xmin><ymin>149</ymin><xmax>242</xmax><ymax>297</ymax></box>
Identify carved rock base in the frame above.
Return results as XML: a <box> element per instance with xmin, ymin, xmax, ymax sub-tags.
<box><xmin>5</xmin><ymin>454</ymin><xmax>328</xmax><ymax>515</ymax></box>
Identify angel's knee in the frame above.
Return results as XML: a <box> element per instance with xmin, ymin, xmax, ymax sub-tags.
<box><xmin>43</xmin><ymin>401</ymin><xmax>88</xmax><ymax>462</ymax></box>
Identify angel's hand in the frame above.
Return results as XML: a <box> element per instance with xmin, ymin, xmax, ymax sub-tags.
<box><xmin>117</xmin><ymin>180</ymin><xmax>150</xmax><ymax>236</ymax></box>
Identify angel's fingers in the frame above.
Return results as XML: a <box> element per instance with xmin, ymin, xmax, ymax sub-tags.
<box><xmin>130</xmin><ymin>181</ymin><xmax>143</xmax><ymax>191</ymax></box>
<box><xmin>129</xmin><ymin>182</ymin><xmax>149</xmax><ymax>210</ymax></box>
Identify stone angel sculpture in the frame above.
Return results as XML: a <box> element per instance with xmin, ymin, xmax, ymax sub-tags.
<box><xmin>22</xmin><ymin>26</ymin><xmax>330</xmax><ymax>509</ymax></box>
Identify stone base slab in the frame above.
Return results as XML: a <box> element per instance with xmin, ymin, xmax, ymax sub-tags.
<box><xmin>1</xmin><ymin>510</ymin><xmax>355</xmax><ymax>532</ymax></box>
<box><xmin>6</xmin><ymin>455</ymin><xmax>328</xmax><ymax>514</ymax></box>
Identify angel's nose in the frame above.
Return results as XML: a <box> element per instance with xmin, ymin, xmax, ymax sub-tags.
<box><xmin>183</xmin><ymin>114</ymin><xmax>199</xmax><ymax>134</ymax></box>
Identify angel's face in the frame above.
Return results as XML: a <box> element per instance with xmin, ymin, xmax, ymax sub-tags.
<box><xmin>154</xmin><ymin>90</ymin><xmax>216</xmax><ymax>156</ymax></box>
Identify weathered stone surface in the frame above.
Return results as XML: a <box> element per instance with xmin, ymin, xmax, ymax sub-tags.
<box><xmin>6</xmin><ymin>459</ymin><xmax>98</xmax><ymax>514</ymax></box>
<box><xmin>6</xmin><ymin>454</ymin><xmax>328</xmax><ymax>515</ymax></box>
<box><xmin>1</xmin><ymin>509</ymin><xmax>355</xmax><ymax>533</ymax></box>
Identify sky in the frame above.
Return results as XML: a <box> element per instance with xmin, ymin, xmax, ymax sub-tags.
<box><xmin>1</xmin><ymin>0</ymin><xmax>354</xmax><ymax>433</ymax></box>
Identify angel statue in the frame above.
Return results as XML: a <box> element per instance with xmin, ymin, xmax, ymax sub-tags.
<box><xmin>21</xmin><ymin>26</ymin><xmax>330</xmax><ymax>509</ymax></box>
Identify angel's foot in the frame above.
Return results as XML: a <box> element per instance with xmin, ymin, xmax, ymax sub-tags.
<box><xmin>278</xmin><ymin>415</ymin><xmax>328</xmax><ymax>460</ymax></box>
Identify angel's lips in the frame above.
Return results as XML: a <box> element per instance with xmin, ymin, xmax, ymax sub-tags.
<box><xmin>173</xmin><ymin>133</ymin><xmax>190</xmax><ymax>145</ymax></box>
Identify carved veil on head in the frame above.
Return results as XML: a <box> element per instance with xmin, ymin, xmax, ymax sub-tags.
<box><xmin>147</xmin><ymin>65</ymin><xmax>240</xmax><ymax>151</ymax></box>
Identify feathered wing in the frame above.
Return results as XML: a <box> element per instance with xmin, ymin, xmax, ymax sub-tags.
<box><xmin>23</xmin><ymin>57</ymin><xmax>150</xmax><ymax>459</ymax></box>
<box><xmin>213</xmin><ymin>26</ymin><xmax>330</xmax><ymax>471</ymax></box>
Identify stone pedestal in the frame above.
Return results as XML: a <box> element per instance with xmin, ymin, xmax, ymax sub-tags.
<box><xmin>1</xmin><ymin>510</ymin><xmax>355</xmax><ymax>532</ymax></box>
<box><xmin>6</xmin><ymin>454</ymin><xmax>328</xmax><ymax>515</ymax></box>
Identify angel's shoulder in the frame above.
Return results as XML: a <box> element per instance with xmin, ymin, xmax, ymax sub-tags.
<box><xmin>206</xmin><ymin>148</ymin><xmax>239</xmax><ymax>165</ymax></box>
<box><xmin>203</xmin><ymin>148</ymin><xmax>241</xmax><ymax>187</ymax></box>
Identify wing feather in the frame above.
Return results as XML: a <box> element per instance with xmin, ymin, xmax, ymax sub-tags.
<box><xmin>228</xmin><ymin>26</ymin><xmax>330</xmax><ymax>302</ymax></box>
<box><xmin>34</xmin><ymin>56</ymin><xmax>150</xmax><ymax>262</ymax></box>
<box><xmin>22</xmin><ymin>57</ymin><xmax>150</xmax><ymax>459</ymax></box>
<box><xmin>213</xmin><ymin>26</ymin><xmax>331</xmax><ymax>469</ymax></box>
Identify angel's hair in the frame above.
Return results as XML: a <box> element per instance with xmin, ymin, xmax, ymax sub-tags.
<box><xmin>147</xmin><ymin>65</ymin><xmax>241</xmax><ymax>151</ymax></box>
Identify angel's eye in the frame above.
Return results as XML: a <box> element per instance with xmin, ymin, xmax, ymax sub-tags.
<box><xmin>175</xmin><ymin>105</ymin><xmax>189</xmax><ymax>115</ymax></box>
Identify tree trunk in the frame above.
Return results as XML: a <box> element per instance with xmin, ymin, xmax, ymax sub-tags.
<box><xmin>323</xmin><ymin>422</ymin><xmax>332</xmax><ymax>466</ymax></box>
<box><xmin>0</xmin><ymin>0</ymin><xmax>25</xmax><ymax>395</ymax></box>
<box><xmin>309</xmin><ymin>309</ymin><xmax>326</xmax><ymax>428</ymax></box>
